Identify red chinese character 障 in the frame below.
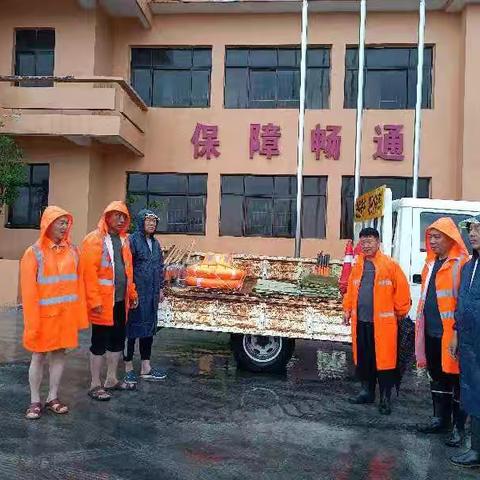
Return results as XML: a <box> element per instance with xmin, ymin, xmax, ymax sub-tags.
<box><xmin>250</xmin><ymin>123</ymin><xmax>281</xmax><ymax>159</ymax></box>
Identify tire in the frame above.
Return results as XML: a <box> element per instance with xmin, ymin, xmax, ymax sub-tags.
<box><xmin>231</xmin><ymin>334</ymin><xmax>295</xmax><ymax>373</ymax></box>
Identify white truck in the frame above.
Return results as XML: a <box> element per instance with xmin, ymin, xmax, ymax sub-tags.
<box><xmin>158</xmin><ymin>187</ymin><xmax>480</xmax><ymax>373</ymax></box>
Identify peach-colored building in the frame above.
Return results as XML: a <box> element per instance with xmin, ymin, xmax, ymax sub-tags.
<box><xmin>1</xmin><ymin>0</ymin><xmax>479</xmax><ymax>262</ymax></box>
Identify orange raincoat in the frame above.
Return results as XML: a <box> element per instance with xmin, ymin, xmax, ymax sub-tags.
<box><xmin>20</xmin><ymin>206</ymin><xmax>88</xmax><ymax>353</ymax></box>
<box><xmin>415</xmin><ymin>217</ymin><xmax>469</xmax><ymax>374</ymax></box>
<box><xmin>343</xmin><ymin>250</ymin><xmax>411</xmax><ymax>371</ymax></box>
<box><xmin>80</xmin><ymin>201</ymin><xmax>137</xmax><ymax>326</ymax></box>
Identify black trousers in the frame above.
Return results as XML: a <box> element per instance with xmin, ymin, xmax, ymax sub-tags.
<box><xmin>356</xmin><ymin>321</ymin><xmax>397</xmax><ymax>395</ymax></box>
<box><xmin>425</xmin><ymin>334</ymin><xmax>460</xmax><ymax>401</ymax></box>
<box><xmin>124</xmin><ymin>336</ymin><xmax>154</xmax><ymax>362</ymax></box>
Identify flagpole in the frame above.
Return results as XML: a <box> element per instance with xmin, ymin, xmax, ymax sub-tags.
<box><xmin>353</xmin><ymin>0</ymin><xmax>367</xmax><ymax>205</ymax></box>
<box><xmin>294</xmin><ymin>0</ymin><xmax>308</xmax><ymax>258</ymax></box>
<box><xmin>412</xmin><ymin>0</ymin><xmax>426</xmax><ymax>198</ymax></box>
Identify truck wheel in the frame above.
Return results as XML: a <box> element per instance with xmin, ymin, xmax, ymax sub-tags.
<box><xmin>231</xmin><ymin>334</ymin><xmax>295</xmax><ymax>373</ymax></box>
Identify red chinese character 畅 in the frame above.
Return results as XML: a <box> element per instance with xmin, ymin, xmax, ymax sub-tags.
<box><xmin>373</xmin><ymin>124</ymin><xmax>404</xmax><ymax>161</ymax></box>
<box><xmin>250</xmin><ymin>123</ymin><xmax>281</xmax><ymax>159</ymax></box>
<box><xmin>311</xmin><ymin>125</ymin><xmax>342</xmax><ymax>161</ymax></box>
<box><xmin>191</xmin><ymin>123</ymin><xmax>220</xmax><ymax>160</ymax></box>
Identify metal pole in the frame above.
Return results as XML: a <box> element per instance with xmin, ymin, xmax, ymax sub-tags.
<box><xmin>294</xmin><ymin>0</ymin><xmax>308</xmax><ymax>258</ymax></box>
<box><xmin>412</xmin><ymin>0</ymin><xmax>426</xmax><ymax>198</ymax></box>
<box><xmin>353</xmin><ymin>0</ymin><xmax>367</xmax><ymax>204</ymax></box>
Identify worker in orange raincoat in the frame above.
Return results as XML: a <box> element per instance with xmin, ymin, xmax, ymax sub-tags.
<box><xmin>343</xmin><ymin>227</ymin><xmax>411</xmax><ymax>415</ymax></box>
<box><xmin>20</xmin><ymin>206</ymin><xmax>88</xmax><ymax>420</ymax></box>
<box><xmin>415</xmin><ymin>217</ymin><xmax>469</xmax><ymax>447</ymax></box>
<box><xmin>81</xmin><ymin>201</ymin><xmax>138</xmax><ymax>401</ymax></box>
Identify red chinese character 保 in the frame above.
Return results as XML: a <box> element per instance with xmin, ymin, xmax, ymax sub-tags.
<box><xmin>249</xmin><ymin>123</ymin><xmax>281</xmax><ymax>159</ymax></box>
<box><xmin>311</xmin><ymin>125</ymin><xmax>342</xmax><ymax>161</ymax></box>
<box><xmin>191</xmin><ymin>123</ymin><xmax>220</xmax><ymax>160</ymax></box>
<box><xmin>373</xmin><ymin>124</ymin><xmax>404</xmax><ymax>161</ymax></box>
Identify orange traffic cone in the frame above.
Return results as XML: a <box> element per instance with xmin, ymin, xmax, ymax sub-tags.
<box><xmin>339</xmin><ymin>240</ymin><xmax>354</xmax><ymax>296</ymax></box>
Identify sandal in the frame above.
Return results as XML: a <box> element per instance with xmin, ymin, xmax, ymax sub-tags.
<box><xmin>104</xmin><ymin>380</ymin><xmax>137</xmax><ymax>391</ymax></box>
<box><xmin>25</xmin><ymin>402</ymin><xmax>43</xmax><ymax>420</ymax></box>
<box><xmin>45</xmin><ymin>398</ymin><xmax>69</xmax><ymax>414</ymax></box>
<box><xmin>88</xmin><ymin>386</ymin><xmax>112</xmax><ymax>401</ymax></box>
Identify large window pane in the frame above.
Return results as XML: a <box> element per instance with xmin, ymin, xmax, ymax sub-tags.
<box><xmin>245</xmin><ymin>198</ymin><xmax>273</xmax><ymax>236</ymax></box>
<box><xmin>224</xmin><ymin>68</ymin><xmax>248</xmax><ymax>108</ymax></box>
<box><xmin>224</xmin><ymin>47</ymin><xmax>330</xmax><ymax>109</ymax></box>
<box><xmin>245</xmin><ymin>176</ymin><xmax>274</xmax><ymax>196</ymax></box>
<box><xmin>131</xmin><ymin>48</ymin><xmax>211</xmax><ymax>107</ymax></box>
<box><xmin>365</xmin><ymin>69</ymin><xmax>408</xmax><ymax>109</ymax></box>
<box><xmin>7</xmin><ymin>164</ymin><xmax>49</xmax><ymax>228</ymax></box>
<box><xmin>219</xmin><ymin>175</ymin><xmax>326</xmax><ymax>238</ymax></box>
<box><xmin>132</xmin><ymin>69</ymin><xmax>152</xmax><ymax>105</ymax></box>
<box><xmin>153</xmin><ymin>70</ymin><xmax>191</xmax><ymax>107</ymax></box>
<box><xmin>303</xmin><ymin>196</ymin><xmax>327</xmax><ymax>238</ymax></box>
<box><xmin>345</xmin><ymin>46</ymin><xmax>433</xmax><ymax>110</ymax></box>
<box><xmin>191</xmin><ymin>70</ymin><xmax>210</xmax><ymax>107</ymax></box>
<box><xmin>126</xmin><ymin>173</ymin><xmax>206</xmax><ymax>234</ymax></box>
<box><xmin>15</xmin><ymin>29</ymin><xmax>55</xmax><ymax>85</ymax></box>
<box><xmin>220</xmin><ymin>195</ymin><xmax>244</xmax><ymax>236</ymax></box>
<box><xmin>250</xmin><ymin>70</ymin><xmax>276</xmax><ymax>103</ymax></box>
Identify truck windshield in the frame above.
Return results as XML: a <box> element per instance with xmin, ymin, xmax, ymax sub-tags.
<box><xmin>420</xmin><ymin>212</ymin><xmax>479</xmax><ymax>252</ymax></box>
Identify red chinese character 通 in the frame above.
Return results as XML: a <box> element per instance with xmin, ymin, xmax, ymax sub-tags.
<box><xmin>311</xmin><ymin>125</ymin><xmax>342</xmax><ymax>161</ymax></box>
<box><xmin>191</xmin><ymin>123</ymin><xmax>220</xmax><ymax>160</ymax></box>
<box><xmin>373</xmin><ymin>124</ymin><xmax>404</xmax><ymax>161</ymax></box>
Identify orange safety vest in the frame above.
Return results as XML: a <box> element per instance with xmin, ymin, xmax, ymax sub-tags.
<box><xmin>343</xmin><ymin>250</ymin><xmax>411</xmax><ymax>371</ymax></box>
<box><xmin>81</xmin><ymin>201</ymin><xmax>137</xmax><ymax>326</ymax></box>
<box><xmin>415</xmin><ymin>217</ymin><xmax>469</xmax><ymax>374</ymax></box>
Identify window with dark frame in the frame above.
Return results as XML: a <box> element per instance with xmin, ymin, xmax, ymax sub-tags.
<box><xmin>220</xmin><ymin>175</ymin><xmax>327</xmax><ymax>238</ymax></box>
<box><xmin>126</xmin><ymin>173</ymin><xmax>207</xmax><ymax>234</ymax></box>
<box><xmin>7</xmin><ymin>164</ymin><xmax>49</xmax><ymax>229</ymax></box>
<box><xmin>224</xmin><ymin>47</ymin><xmax>330</xmax><ymax>109</ymax></box>
<box><xmin>340</xmin><ymin>176</ymin><xmax>431</xmax><ymax>239</ymax></box>
<box><xmin>131</xmin><ymin>48</ymin><xmax>212</xmax><ymax>107</ymax></box>
<box><xmin>14</xmin><ymin>29</ymin><xmax>55</xmax><ymax>87</ymax></box>
<box><xmin>344</xmin><ymin>46</ymin><xmax>433</xmax><ymax>109</ymax></box>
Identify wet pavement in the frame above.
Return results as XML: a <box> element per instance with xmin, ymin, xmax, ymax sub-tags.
<box><xmin>0</xmin><ymin>308</ymin><xmax>478</xmax><ymax>480</ymax></box>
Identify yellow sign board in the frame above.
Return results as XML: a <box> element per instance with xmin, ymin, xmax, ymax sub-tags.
<box><xmin>354</xmin><ymin>185</ymin><xmax>386</xmax><ymax>222</ymax></box>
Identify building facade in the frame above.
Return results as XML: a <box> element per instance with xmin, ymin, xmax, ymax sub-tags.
<box><xmin>1</xmin><ymin>0</ymin><xmax>480</xmax><ymax>260</ymax></box>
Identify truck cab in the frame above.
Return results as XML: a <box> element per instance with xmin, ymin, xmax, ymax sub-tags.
<box><xmin>391</xmin><ymin>197</ymin><xmax>480</xmax><ymax>319</ymax></box>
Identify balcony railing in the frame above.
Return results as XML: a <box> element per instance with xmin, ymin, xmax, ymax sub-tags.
<box><xmin>0</xmin><ymin>75</ymin><xmax>148</xmax><ymax>156</ymax></box>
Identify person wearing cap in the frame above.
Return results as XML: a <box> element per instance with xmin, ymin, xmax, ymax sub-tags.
<box><xmin>343</xmin><ymin>227</ymin><xmax>411</xmax><ymax>415</ymax></box>
<box><xmin>415</xmin><ymin>218</ymin><xmax>469</xmax><ymax>447</ymax></box>
<box><xmin>81</xmin><ymin>201</ymin><xmax>138</xmax><ymax>401</ymax></box>
<box><xmin>123</xmin><ymin>209</ymin><xmax>167</xmax><ymax>384</ymax></box>
<box><xmin>450</xmin><ymin>216</ymin><xmax>480</xmax><ymax>468</ymax></box>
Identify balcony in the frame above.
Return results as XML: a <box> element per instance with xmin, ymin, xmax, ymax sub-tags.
<box><xmin>0</xmin><ymin>76</ymin><xmax>148</xmax><ymax>156</ymax></box>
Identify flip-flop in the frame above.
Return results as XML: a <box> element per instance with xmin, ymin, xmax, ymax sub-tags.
<box><xmin>88</xmin><ymin>386</ymin><xmax>112</xmax><ymax>401</ymax></box>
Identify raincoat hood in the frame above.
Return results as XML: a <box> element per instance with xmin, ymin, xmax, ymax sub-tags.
<box><xmin>425</xmin><ymin>217</ymin><xmax>468</xmax><ymax>262</ymax></box>
<box><xmin>39</xmin><ymin>206</ymin><xmax>73</xmax><ymax>246</ymax></box>
<box><xmin>135</xmin><ymin>209</ymin><xmax>158</xmax><ymax>234</ymax></box>
<box><xmin>97</xmin><ymin>201</ymin><xmax>130</xmax><ymax>236</ymax></box>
